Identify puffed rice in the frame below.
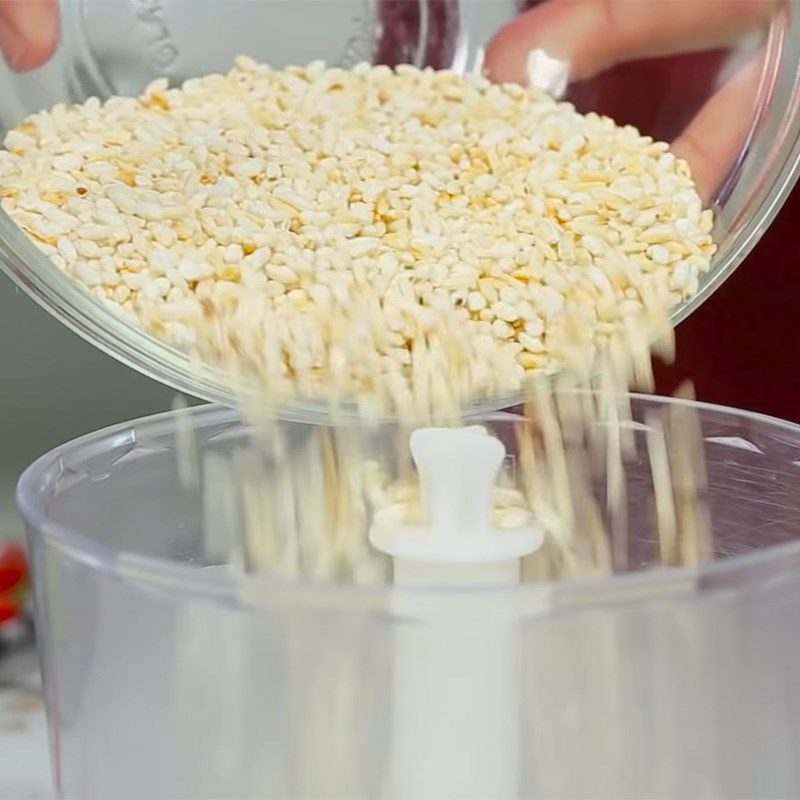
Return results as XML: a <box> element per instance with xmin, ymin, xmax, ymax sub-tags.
<box><xmin>0</xmin><ymin>58</ymin><xmax>716</xmax><ymax>417</ymax></box>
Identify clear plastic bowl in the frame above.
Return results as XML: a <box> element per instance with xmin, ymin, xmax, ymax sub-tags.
<box><xmin>18</xmin><ymin>395</ymin><xmax>800</xmax><ymax>798</ymax></box>
<box><xmin>0</xmin><ymin>0</ymin><xmax>799</xmax><ymax>417</ymax></box>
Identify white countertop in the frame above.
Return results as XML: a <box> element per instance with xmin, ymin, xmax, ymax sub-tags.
<box><xmin>0</xmin><ymin>641</ymin><xmax>53</xmax><ymax>800</ymax></box>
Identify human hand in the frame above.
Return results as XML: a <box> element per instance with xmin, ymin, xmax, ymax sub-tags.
<box><xmin>0</xmin><ymin>0</ymin><xmax>59</xmax><ymax>72</ymax></box>
<box><xmin>485</xmin><ymin>0</ymin><xmax>779</xmax><ymax>200</ymax></box>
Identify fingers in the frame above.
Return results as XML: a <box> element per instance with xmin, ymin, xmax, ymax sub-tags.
<box><xmin>672</xmin><ymin>53</ymin><xmax>764</xmax><ymax>202</ymax></box>
<box><xmin>485</xmin><ymin>0</ymin><xmax>774</xmax><ymax>199</ymax></box>
<box><xmin>485</xmin><ymin>0</ymin><xmax>776</xmax><ymax>85</ymax></box>
<box><xmin>0</xmin><ymin>0</ymin><xmax>59</xmax><ymax>72</ymax></box>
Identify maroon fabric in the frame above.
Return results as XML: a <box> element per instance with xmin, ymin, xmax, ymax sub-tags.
<box><xmin>654</xmin><ymin>188</ymin><xmax>800</xmax><ymax>422</ymax></box>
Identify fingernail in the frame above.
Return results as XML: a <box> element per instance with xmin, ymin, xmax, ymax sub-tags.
<box><xmin>526</xmin><ymin>49</ymin><xmax>570</xmax><ymax>98</ymax></box>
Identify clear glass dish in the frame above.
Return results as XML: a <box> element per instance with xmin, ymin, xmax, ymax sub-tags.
<box><xmin>0</xmin><ymin>0</ymin><xmax>798</xmax><ymax>418</ymax></box>
<box><xmin>18</xmin><ymin>394</ymin><xmax>800</xmax><ymax>798</ymax></box>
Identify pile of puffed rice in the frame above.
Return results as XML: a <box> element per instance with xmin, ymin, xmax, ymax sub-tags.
<box><xmin>0</xmin><ymin>57</ymin><xmax>715</xmax><ymax>415</ymax></box>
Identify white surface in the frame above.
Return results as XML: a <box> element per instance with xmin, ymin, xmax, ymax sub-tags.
<box><xmin>0</xmin><ymin>689</ymin><xmax>52</xmax><ymax>799</ymax></box>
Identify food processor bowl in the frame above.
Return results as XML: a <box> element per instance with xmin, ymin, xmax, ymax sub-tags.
<box><xmin>18</xmin><ymin>395</ymin><xmax>800</xmax><ymax>798</ymax></box>
<box><xmin>0</xmin><ymin>0</ymin><xmax>798</xmax><ymax>416</ymax></box>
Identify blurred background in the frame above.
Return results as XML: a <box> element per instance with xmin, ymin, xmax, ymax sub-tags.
<box><xmin>0</xmin><ymin>273</ymin><xmax>179</xmax><ymax>540</ymax></box>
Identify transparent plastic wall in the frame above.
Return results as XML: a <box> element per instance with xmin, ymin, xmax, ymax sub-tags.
<box><xmin>19</xmin><ymin>397</ymin><xmax>800</xmax><ymax>798</ymax></box>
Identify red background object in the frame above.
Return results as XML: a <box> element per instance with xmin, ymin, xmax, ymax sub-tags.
<box><xmin>0</xmin><ymin>541</ymin><xmax>28</xmax><ymax>626</ymax></box>
<box><xmin>654</xmin><ymin>189</ymin><xmax>800</xmax><ymax>422</ymax></box>
<box><xmin>0</xmin><ymin>541</ymin><xmax>27</xmax><ymax>594</ymax></box>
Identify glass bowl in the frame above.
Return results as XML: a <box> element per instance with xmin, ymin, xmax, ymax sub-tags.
<box><xmin>18</xmin><ymin>394</ymin><xmax>800</xmax><ymax>798</ymax></box>
<box><xmin>0</xmin><ymin>0</ymin><xmax>798</xmax><ymax>418</ymax></box>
